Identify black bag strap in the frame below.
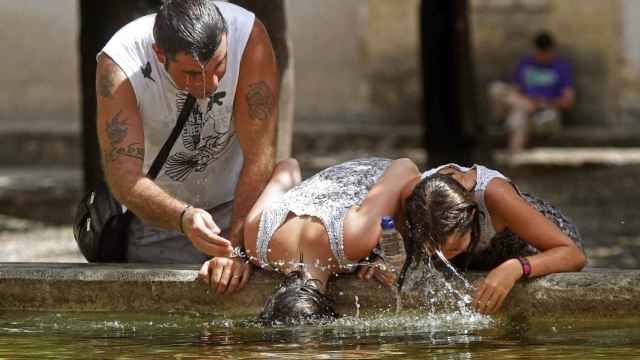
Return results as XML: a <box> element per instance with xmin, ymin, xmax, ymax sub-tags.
<box><xmin>146</xmin><ymin>94</ymin><xmax>197</xmax><ymax>179</ymax></box>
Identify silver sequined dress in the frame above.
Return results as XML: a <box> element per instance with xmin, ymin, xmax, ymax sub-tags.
<box><xmin>255</xmin><ymin>157</ymin><xmax>392</xmax><ymax>269</ymax></box>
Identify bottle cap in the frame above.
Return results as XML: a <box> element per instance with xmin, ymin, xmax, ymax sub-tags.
<box><xmin>381</xmin><ymin>216</ymin><xmax>395</xmax><ymax>230</ymax></box>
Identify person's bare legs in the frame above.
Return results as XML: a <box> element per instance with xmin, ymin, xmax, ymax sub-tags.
<box><xmin>489</xmin><ymin>82</ymin><xmax>531</xmax><ymax>161</ymax></box>
<box><xmin>488</xmin><ymin>81</ymin><xmax>512</xmax><ymax>121</ymax></box>
<box><xmin>504</xmin><ymin>90</ymin><xmax>533</xmax><ymax>162</ymax></box>
<box><xmin>507</xmin><ymin>109</ymin><xmax>528</xmax><ymax>154</ymax></box>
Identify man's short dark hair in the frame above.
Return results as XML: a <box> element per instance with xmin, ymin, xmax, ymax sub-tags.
<box><xmin>153</xmin><ymin>0</ymin><xmax>228</xmax><ymax>64</ymax></box>
<box><xmin>533</xmin><ymin>31</ymin><xmax>555</xmax><ymax>52</ymax></box>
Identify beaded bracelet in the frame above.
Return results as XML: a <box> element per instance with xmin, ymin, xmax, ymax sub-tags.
<box><xmin>517</xmin><ymin>256</ymin><xmax>532</xmax><ymax>278</ymax></box>
<box><xmin>179</xmin><ymin>204</ymin><xmax>193</xmax><ymax>234</ymax></box>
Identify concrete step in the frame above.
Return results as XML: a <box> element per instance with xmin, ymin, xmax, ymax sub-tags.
<box><xmin>0</xmin><ymin>166</ymin><xmax>81</xmax><ymax>224</ymax></box>
<box><xmin>0</xmin><ymin>132</ymin><xmax>80</xmax><ymax>166</ymax></box>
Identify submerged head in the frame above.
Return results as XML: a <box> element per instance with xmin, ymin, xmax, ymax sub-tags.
<box><xmin>153</xmin><ymin>0</ymin><xmax>228</xmax><ymax>98</ymax></box>
<box><xmin>404</xmin><ymin>174</ymin><xmax>481</xmax><ymax>263</ymax></box>
<box><xmin>258</xmin><ymin>271</ymin><xmax>339</xmax><ymax>326</ymax></box>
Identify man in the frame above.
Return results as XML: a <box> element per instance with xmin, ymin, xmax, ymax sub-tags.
<box><xmin>96</xmin><ymin>0</ymin><xmax>277</xmax><ymax>293</ymax></box>
<box><xmin>490</xmin><ymin>31</ymin><xmax>575</xmax><ymax>155</ymax></box>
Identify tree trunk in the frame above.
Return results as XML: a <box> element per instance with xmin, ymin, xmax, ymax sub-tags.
<box><xmin>231</xmin><ymin>0</ymin><xmax>294</xmax><ymax>160</ymax></box>
<box><xmin>420</xmin><ymin>0</ymin><xmax>484</xmax><ymax>168</ymax></box>
<box><xmin>79</xmin><ymin>0</ymin><xmax>162</xmax><ymax>191</ymax></box>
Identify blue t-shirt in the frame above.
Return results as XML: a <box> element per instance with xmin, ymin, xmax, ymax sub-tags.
<box><xmin>513</xmin><ymin>56</ymin><xmax>574</xmax><ymax>101</ymax></box>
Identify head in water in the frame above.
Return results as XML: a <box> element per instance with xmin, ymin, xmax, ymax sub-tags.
<box><xmin>258</xmin><ymin>271</ymin><xmax>339</xmax><ymax>326</ymax></box>
<box><xmin>153</xmin><ymin>0</ymin><xmax>228</xmax><ymax>98</ymax></box>
<box><xmin>404</xmin><ymin>174</ymin><xmax>481</xmax><ymax>266</ymax></box>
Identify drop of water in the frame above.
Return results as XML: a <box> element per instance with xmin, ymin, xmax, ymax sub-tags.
<box><xmin>394</xmin><ymin>288</ymin><xmax>402</xmax><ymax>316</ymax></box>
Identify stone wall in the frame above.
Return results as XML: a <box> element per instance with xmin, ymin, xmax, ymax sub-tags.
<box><xmin>286</xmin><ymin>0</ymin><xmax>371</xmax><ymax>125</ymax></box>
<box><xmin>0</xmin><ymin>0</ymin><xmax>80</xmax><ymax>133</ymax></box>
<box><xmin>366</xmin><ymin>0</ymin><xmax>421</xmax><ymax>125</ymax></box>
<box><xmin>620</xmin><ymin>0</ymin><xmax>640</xmax><ymax>125</ymax></box>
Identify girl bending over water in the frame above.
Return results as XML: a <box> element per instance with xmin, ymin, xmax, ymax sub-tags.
<box><xmin>199</xmin><ymin>159</ymin><xmax>586</xmax><ymax>322</ymax></box>
<box><xmin>410</xmin><ymin>164</ymin><xmax>586</xmax><ymax>314</ymax></box>
<box><xmin>201</xmin><ymin>157</ymin><xmax>418</xmax><ymax>324</ymax></box>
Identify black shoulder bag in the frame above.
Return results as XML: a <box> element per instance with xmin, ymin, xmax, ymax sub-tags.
<box><xmin>73</xmin><ymin>95</ymin><xmax>196</xmax><ymax>262</ymax></box>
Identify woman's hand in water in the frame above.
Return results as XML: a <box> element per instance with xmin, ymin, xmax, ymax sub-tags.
<box><xmin>357</xmin><ymin>257</ymin><xmax>397</xmax><ymax>286</ymax></box>
<box><xmin>472</xmin><ymin>259</ymin><xmax>522</xmax><ymax>314</ymax></box>
<box><xmin>199</xmin><ymin>256</ymin><xmax>252</xmax><ymax>295</ymax></box>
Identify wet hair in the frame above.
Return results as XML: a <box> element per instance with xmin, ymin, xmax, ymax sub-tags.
<box><xmin>533</xmin><ymin>31</ymin><xmax>555</xmax><ymax>52</ymax></box>
<box><xmin>404</xmin><ymin>174</ymin><xmax>481</xmax><ymax>269</ymax></box>
<box><xmin>258</xmin><ymin>271</ymin><xmax>339</xmax><ymax>326</ymax></box>
<box><xmin>153</xmin><ymin>0</ymin><xmax>228</xmax><ymax>64</ymax></box>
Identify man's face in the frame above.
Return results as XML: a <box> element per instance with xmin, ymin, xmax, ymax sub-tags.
<box><xmin>154</xmin><ymin>34</ymin><xmax>228</xmax><ymax>99</ymax></box>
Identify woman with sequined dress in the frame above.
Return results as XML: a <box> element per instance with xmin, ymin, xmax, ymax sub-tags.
<box><xmin>201</xmin><ymin>157</ymin><xmax>419</xmax><ymax>324</ymax></box>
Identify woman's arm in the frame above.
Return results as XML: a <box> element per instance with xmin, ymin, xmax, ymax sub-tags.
<box><xmin>485</xmin><ymin>179</ymin><xmax>586</xmax><ymax>276</ymax></box>
<box><xmin>343</xmin><ymin>158</ymin><xmax>420</xmax><ymax>262</ymax></box>
<box><xmin>473</xmin><ymin>178</ymin><xmax>586</xmax><ymax>314</ymax></box>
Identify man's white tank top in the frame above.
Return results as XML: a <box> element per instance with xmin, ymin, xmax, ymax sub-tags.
<box><xmin>100</xmin><ymin>2</ymin><xmax>255</xmax><ymax>209</ymax></box>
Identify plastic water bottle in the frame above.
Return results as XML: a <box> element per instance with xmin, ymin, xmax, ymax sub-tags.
<box><xmin>379</xmin><ymin>216</ymin><xmax>407</xmax><ymax>273</ymax></box>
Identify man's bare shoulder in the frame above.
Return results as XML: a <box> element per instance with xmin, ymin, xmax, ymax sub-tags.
<box><xmin>96</xmin><ymin>53</ymin><xmax>129</xmax><ymax>100</ymax></box>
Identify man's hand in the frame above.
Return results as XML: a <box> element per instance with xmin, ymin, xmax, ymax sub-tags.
<box><xmin>472</xmin><ymin>259</ymin><xmax>522</xmax><ymax>314</ymax></box>
<box><xmin>357</xmin><ymin>257</ymin><xmax>397</xmax><ymax>286</ymax></box>
<box><xmin>199</xmin><ymin>257</ymin><xmax>252</xmax><ymax>295</ymax></box>
<box><xmin>182</xmin><ymin>207</ymin><xmax>234</xmax><ymax>257</ymax></box>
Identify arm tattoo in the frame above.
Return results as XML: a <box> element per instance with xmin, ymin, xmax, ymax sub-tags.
<box><xmin>97</xmin><ymin>59</ymin><xmax>119</xmax><ymax>99</ymax></box>
<box><xmin>246</xmin><ymin>81</ymin><xmax>273</xmax><ymax>122</ymax></box>
<box><xmin>107</xmin><ymin>111</ymin><xmax>128</xmax><ymax>146</ymax></box>
<box><xmin>106</xmin><ymin>111</ymin><xmax>144</xmax><ymax>162</ymax></box>
<box><xmin>109</xmin><ymin>142</ymin><xmax>145</xmax><ymax>162</ymax></box>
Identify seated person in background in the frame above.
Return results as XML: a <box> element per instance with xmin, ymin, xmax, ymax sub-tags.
<box><xmin>489</xmin><ymin>31</ymin><xmax>575</xmax><ymax>156</ymax></box>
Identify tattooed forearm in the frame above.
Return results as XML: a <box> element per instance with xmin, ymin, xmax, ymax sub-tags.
<box><xmin>109</xmin><ymin>142</ymin><xmax>145</xmax><ymax>161</ymax></box>
<box><xmin>246</xmin><ymin>81</ymin><xmax>273</xmax><ymax>122</ymax></box>
<box><xmin>105</xmin><ymin>111</ymin><xmax>144</xmax><ymax>162</ymax></box>
<box><xmin>97</xmin><ymin>57</ymin><xmax>119</xmax><ymax>99</ymax></box>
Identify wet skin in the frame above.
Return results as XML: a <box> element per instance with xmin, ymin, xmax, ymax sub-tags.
<box><xmin>152</xmin><ymin>34</ymin><xmax>229</xmax><ymax>99</ymax></box>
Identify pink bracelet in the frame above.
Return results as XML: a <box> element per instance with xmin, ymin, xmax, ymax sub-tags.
<box><xmin>517</xmin><ymin>256</ymin><xmax>532</xmax><ymax>278</ymax></box>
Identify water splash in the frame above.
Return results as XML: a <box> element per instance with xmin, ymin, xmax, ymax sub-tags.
<box><xmin>394</xmin><ymin>288</ymin><xmax>402</xmax><ymax>316</ymax></box>
<box><xmin>401</xmin><ymin>250</ymin><xmax>479</xmax><ymax>318</ymax></box>
<box><xmin>234</xmin><ymin>245</ymin><xmax>487</xmax><ymax>327</ymax></box>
